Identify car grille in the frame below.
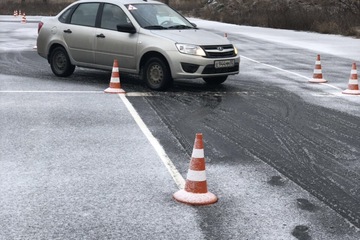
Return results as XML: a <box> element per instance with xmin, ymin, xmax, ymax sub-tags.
<box><xmin>201</xmin><ymin>44</ymin><xmax>236</xmax><ymax>58</ymax></box>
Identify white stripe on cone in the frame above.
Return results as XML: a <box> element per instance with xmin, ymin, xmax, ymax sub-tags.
<box><xmin>110</xmin><ymin>77</ymin><xmax>119</xmax><ymax>83</ymax></box>
<box><xmin>186</xmin><ymin>169</ymin><xmax>207</xmax><ymax>182</ymax></box>
<box><xmin>349</xmin><ymin>80</ymin><xmax>358</xmax><ymax>85</ymax></box>
<box><xmin>191</xmin><ymin>148</ymin><xmax>204</xmax><ymax>158</ymax></box>
<box><xmin>313</xmin><ymin>69</ymin><xmax>322</xmax><ymax>74</ymax></box>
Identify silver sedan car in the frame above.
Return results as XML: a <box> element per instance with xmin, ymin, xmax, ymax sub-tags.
<box><xmin>37</xmin><ymin>0</ymin><xmax>240</xmax><ymax>90</ymax></box>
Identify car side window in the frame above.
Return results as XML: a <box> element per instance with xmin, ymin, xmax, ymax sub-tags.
<box><xmin>70</xmin><ymin>3</ymin><xmax>99</xmax><ymax>27</ymax></box>
<box><xmin>101</xmin><ymin>4</ymin><xmax>129</xmax><ymax>31</ymax></box>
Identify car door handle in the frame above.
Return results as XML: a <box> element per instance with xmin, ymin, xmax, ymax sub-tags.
<box><xmin>63</xmin><ymin>29</ymin><xmax>72</xmax><ymax>33</ymax></box>
<box><xmin>96</xmin><ymin>33</ymin><xmax>105</xmax><ymax>38</ymax></box>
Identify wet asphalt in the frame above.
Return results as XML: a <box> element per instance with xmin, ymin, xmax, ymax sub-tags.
<box><xmin>1</xmin><ymin>16</ymin><xmax>360</xmax><ymax>239</ymax></box>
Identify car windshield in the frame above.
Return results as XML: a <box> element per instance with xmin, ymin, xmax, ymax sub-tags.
<box><xmin>125</xmin><ymin>4</ymin><xmax>195</xmax><ymax>30</ymax></box>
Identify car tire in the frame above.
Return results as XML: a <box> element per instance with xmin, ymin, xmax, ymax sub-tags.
<box><xmin>203</xmin><ymin>76</ymin><xmax>228</xmax><ymax>85</ymax></box>
<box><xmin>143</xmin><ymin>57</ymin><xmax>173</xmax><ymax>91</ymax></box>
<box><xmin>50</xmin><ymin>46</ymin><xmax>75</xmax><ymax>77</ymax></box>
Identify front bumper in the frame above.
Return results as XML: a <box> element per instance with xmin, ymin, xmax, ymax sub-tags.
<box><xmin>168</xmin><ymin>51</ymin><xmax>240</xmax><ymax>79</ymax></box>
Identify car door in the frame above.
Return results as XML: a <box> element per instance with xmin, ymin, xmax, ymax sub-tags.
<box><xmin>62</xmin><ymin>2</ymin><xmax>99</xmax><ymax>64</ymax></box>
<box><xmin>94</xmin><ymin>3</ymin><xmax>138</xmax><ymax>72</ymax></box>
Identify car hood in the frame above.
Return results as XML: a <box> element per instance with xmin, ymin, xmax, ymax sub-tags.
<box><xmin>150</xmin><ymin>29</ymin><xmax>231</xmax><ymax>45</ymax></box>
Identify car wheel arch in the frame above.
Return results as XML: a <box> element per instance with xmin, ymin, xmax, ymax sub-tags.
<box><xmin>47</xmin><ymin>43</ymin><xmax>70</xmax><ymax>64</ymax></box>
<box><xmin>140</xmin><ymin>51</ymin><xmax>174</xmax><ymax>90</ymax></box>
<box><xmin>49</xmin><ymin>45</ymin><xmax>75</xmax><ymax>77</ymax></box>
<box><xmin>139</xmin><ymin>51</ymin><xmax>171</xmax><ymax>78</ymax></box>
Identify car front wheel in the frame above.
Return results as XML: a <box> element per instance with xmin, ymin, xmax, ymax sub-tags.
<box><xmin>50</xmin><ymin>46</ymin><xmax>75</xmax><ymax>77</ymax></box>
<box><xmin>143</xmin><ymin>57</ymin><xmax>173</xmax><ymax>91</ymax></box>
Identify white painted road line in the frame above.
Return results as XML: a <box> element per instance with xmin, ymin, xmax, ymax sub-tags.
<box><xmin>321</xmin><ymin>83</ymin><xmax>343</xmax><ymax>90</ymax></box>
<box><xmin>118</xmin><ymin>94</ymin><xmax>186</xmax><ymax>189</ymax></box>
<box><xmin>125</xmin><ymin>92</ymin><xmax>154</xmax><ymax>97</ymax></box>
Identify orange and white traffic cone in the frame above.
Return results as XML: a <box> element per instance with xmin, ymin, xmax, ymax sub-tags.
<box><xmin>104</xmin><ymin>59</ymin><xmax>125</xmax><ymax>94</ymax></box>
<box><xmin>21</xmin><ymin>13</ymin><xmax>26</xmax><ymax>24</ymax></box>
<box><xmin>173</xmin><ymin>133</ymin><xmax>218</xmax><ymax>205</ymax></box>
<box><xmin>309</xmin><ymin>54</ymin><xmax>327</xmax><ymax>83</ymax></box>
<box><xmin>13</xmin><ymin>10</ymin><xmax>17</xmax><ymax>17</ymax></box>
<box><xmin>342</xmin><ymin>63</ymin><xmax>360</xmax><ymax>95</ymax></box>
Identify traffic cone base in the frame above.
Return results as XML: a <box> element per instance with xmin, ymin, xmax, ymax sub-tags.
<box><xmin>342</xmin><ymin>89</ymin><xmax>360</xmax><ymax>95</ymax></box>
<box><xmin>104</xmin><ymin>79</ymin><xmax>125</xmax><ymax>93</ymax></box>
<box><xmin>104</xmin><ymin>87</ymin><xmax>126</xmax><ymax>94</ymax></box>
<box><xmin>309</xmin><ymin>77</ymin><xmax>327</xmax><ymax>83</ymax></box>
<box><xmin>173</xmin><ymin>189</ymin><xmax>218</xmax><ymax>206</ymax></box>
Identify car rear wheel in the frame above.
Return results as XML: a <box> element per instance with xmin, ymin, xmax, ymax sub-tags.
<box><xmin>203</xmin><ymin>76</ymin><xmax>228</xmax><ymax>85</ymax></box>
<box><xmin>143</xmin><ymin>57</ymin><xmax>173</xmax><ymax>91</ymax></box>
<box><xmin>50</xmin><ymin>46</ymin><xmax>75</xmax><ymax>77</ymax></box>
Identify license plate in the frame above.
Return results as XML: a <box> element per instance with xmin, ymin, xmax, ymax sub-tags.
<box><xmin>214</xmin><ymin>60</ymin><xmax>235</xmax><ymax>68</ymax></box>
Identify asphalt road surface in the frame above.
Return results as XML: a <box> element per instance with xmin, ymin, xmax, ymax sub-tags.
<box><xmin>1</xmin><ymin>16</ymin><xmax>360</xmax><ymax>240</ymax></box>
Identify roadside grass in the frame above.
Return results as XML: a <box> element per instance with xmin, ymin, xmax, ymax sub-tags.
<box><xmin>0</xmin><ymin>1</ymin><xmax>71</xmax><ymax>16</ymax></box>
<box><xmin>172</xmin><ymin>0</ymin><xmax>360</xmax><ymax>38</ymax></box>
<box><xmin>1</xmin><ymin>0</ymin><xmax>359</xmax><ymax>37</ymax></box>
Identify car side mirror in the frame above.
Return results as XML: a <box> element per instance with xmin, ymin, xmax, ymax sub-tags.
<box><xmin>117</xmin><ymin>23</ymin><xmax>136</xmax><ymax>34</ymax></box>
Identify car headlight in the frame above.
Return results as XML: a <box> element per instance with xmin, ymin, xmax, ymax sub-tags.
<box><xmin>233</xmin><ymin>45</ymin><xmax>238</xmax><ymax>55</ymax></box>
<box><xmin>175</xmin><ymin>43</ymin><xmax>206</xmax><ymax>56</ymax></box>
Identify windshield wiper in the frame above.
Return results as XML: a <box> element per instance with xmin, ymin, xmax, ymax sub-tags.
<box><xmin>168</xmin><ymin>25</ymin><xmax>194</xmax><ymax>29</ymax></box>
<box><xmin>144</xmin><ymin>25</ymin><xmax>167</xmax><ymax>30</ymax></box>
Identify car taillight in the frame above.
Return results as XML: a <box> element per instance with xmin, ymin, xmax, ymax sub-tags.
<box><xmin>38</xmin><ymin>21</ymin><xmax>44</xmax><ymax>34</ymax></box>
